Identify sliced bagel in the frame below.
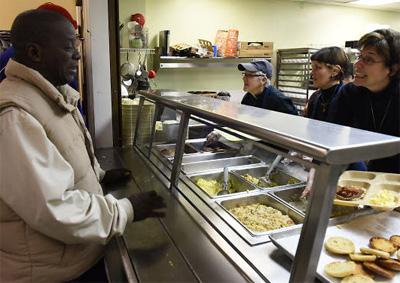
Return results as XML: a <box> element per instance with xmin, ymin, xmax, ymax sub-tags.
<box><xmin>390</xmin><ymin>235</ymin><xmax>400</xmax><ymax>248</ymax></box>
<box><xmin>360</xmin><ymin>247</ymin><xmax>390</xmax><ymax>259</ymax></box>
<box><xmin>375</xmin><ymin>258</ymin><xmax>400</xmax><ymax>271</ymax></box>
<box><xmin>340</xmin><ymin>274</ymin><xmax>375</xmax><ymax>283</ymax></box>
<box><xmin>349</xmin><ymin>253</ymin><xmax>376</xmax><ymax>262</ymax></box>
<box><xmin>325</xmin><ymin>261</ymin><xmax>356</xmax><ymax>278</ymax></box>
<box><xmin>369</xmin><ymin>237</ymin><xmax>397</xmax><ymax>253</ymax></box>
<box><xmin>353</xmin><ymin>263</ymin><xmax>374</xmax><ymax>278</ymax></box>
<box><xmin>325</xmin><ymin>236</ymin><xmax>355</xmax><ymax>255</ymax></box>
<box><xmin>362</xmin><ymin>262</ymin><xmax>395</xmax><ymax>279</ymax></box>
<box><xmin>397</xmin><ymin>249</ymin><xmax>400</xmax><ymax>260</ymax></box>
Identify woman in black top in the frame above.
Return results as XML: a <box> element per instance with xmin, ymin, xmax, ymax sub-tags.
<box><xmin>305</xmin><ymin>47</ymin><xmax>349</xmax><ymax>122</ymax></box>
<box><xmin>332</xmin><ymin>29</ymin><xmax>400</xmax><ymax>173</ymax></box>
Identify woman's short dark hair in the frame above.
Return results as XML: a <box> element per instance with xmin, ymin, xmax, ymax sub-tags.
<box><xmin>358</xmin><ymin>28</ymin><xmax>400</xmax><ymax>81</ymax></box>
<box><xmin>311</xmin><ymin>47</ymin><xmax>349</xmax><ymax>80</ymax></box>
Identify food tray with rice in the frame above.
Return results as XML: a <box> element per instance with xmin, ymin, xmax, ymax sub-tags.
<box><xmin>231</xmin><ymin>165</ymin><xmax>305</xmax><ymax>191</ymax></box>
<box><xmin>270</xmin><ymin>211</ymin><xmax>400</xmax><ymax>283</ymax></box>
<box><xmin>334</xmin><ymin>171</ymin><xmax>400</xmax><ymax>210</ymax></box>
<box><xmin>217</xmin><ymin>193</ymin><xmax>304</xmax><ymax>237</ymax></box>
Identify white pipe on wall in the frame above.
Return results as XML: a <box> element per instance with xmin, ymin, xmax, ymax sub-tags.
<box><xmin>84</xmin><ymin>0</ymin><xmax>113</xmax><ymax>148</ymax></box>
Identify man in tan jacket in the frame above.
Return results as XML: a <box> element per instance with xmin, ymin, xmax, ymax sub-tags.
<box><xmin>0</xmin><ymin>9</ymin><xmax>165</xmax><ymax>282</ymax></box>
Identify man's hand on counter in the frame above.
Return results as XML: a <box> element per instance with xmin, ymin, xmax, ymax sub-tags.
<box><xmin>128</xmin><ymin>191</ymin><xmax>166</xmax><ymax>222</ymax></box>
<box><xmin>101</xmin><ymin>168</ymin><xmax>133</xmax><ymax>187</ymax></box>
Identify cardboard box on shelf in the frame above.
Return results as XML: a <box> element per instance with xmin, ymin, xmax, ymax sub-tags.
<box><xmin>238</xmin><ymin>41</ymin><xmax>273</xmax><ymax>57</ymax></box>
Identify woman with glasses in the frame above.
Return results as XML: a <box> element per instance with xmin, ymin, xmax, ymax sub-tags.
<box><xmin>238</xmin><ymin>59</ymin><xmax>298</xmax><ymax>115</ymax></box>
<box><xmin>332</xmin><ymin>29</ymin><xmax>400</xmax><ymax>173</ymax></box>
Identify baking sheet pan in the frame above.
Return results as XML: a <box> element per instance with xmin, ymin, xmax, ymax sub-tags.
<box><xmin>270</xmin><ymin>211</ymin><xmax>400</xmax><ymax>283</ymax></box>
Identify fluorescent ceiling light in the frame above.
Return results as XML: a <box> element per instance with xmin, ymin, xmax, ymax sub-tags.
<box><xmin>353</xmin><ymin>0</ymin><xmax>400</xmax><ymax>6</ymax></box>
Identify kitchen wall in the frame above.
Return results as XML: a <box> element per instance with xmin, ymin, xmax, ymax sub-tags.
<box><xmin>122</xmin><ymin>0</ymin><xmax>400</xmax><ymax>92</ymax></box>
<box><xmin>0</xmin><ymin>0</ymin><xmax>76</xmax><ymax>29</ymax></box>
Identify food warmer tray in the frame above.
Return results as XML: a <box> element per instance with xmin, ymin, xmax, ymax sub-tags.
<box><xmin>217</xmin><ymin>193</ymin><xmax>304</xmax><ymax>238</ymax></box>
<box><xmin>272</xmin><ymin>186</ymin><xmax>363</xmax><ymax>219</ymax></box>
<box><xmin>232</xmin><ymin>165</ymin><xmax>305</xmax><ymax>192</ymax></box>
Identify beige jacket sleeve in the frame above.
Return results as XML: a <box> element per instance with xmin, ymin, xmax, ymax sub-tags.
<box><xmin>0</xmin><ymin>107</ymin><xmax>133</xmax><ymax>245</ymax></box>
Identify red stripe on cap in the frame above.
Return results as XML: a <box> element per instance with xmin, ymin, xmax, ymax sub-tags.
<box><xmin>37</xmin><ymin>2</ymin><xmax>77</xmax><ymax>29</ymax></box>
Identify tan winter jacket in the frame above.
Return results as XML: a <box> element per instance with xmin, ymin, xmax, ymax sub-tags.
<box><xmin>0</xmin><ymin>59</ymin><xmax>132</xmax><ymax>282</ymax></box>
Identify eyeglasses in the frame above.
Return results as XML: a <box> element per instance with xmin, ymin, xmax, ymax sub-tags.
<box><xmin>355</xmin><ymin>54</ymin><xmax>384</xmax><ymax>66</ymax></box>
<box><xmin>242</xmin><ymin>72</ymin><xmax>265</xmax><ymax>78</ymax></box>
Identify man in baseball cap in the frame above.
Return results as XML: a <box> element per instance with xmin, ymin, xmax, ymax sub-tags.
<box><xmin>238</xmin><ymin>59</ymin><xmax>298</xmax><ymax>115</ymax></box>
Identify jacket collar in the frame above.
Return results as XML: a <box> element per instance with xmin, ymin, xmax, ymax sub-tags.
<box><xmin>5</xmin><ymin>59</ymin><xmax>80</xmax><ymax>112</ymax></box>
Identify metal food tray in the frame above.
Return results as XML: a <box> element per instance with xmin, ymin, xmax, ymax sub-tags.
<box><xmin>270</xmin><ymin>211</ymin><xmax>400</xmax><ymax>283</ymax></box>
<box><xmin>218</xmin><ymin>193</ymin><xmax>304</xmax><ymax>237</ymax></box>
<box><xmin>232</xmin><ymin>166</ymin><xmax>305</xmax><ymax>192</ymax></box>
<box><xmin>189</xmin><ymin>171</ymin><xmax>257</xmax><ymax>199</ymax></box>
<box><xmin>182</xmin><ymin>155</ymin><xmax>263</xmax><ymax>175</ymax></box>
<box><xmin>273</xmin><ymin>187</ymin><xmax>361</xmax><ymax>218</ymax></box>
<box><xmin>154</xmin><ymin>143</ymin><xmax>198</xmax><ymax>158</ymax></box>
<box><xmin>180</xmin><ymin>151</ymin><xmax>239</xmax><ymax>164</ymax></box>
<box><xmin>335</xmin><ymin>170</ymin><xmax>400</xmax><ymax>210</ymax></box>
<box><xmin>188</xmin><ymin>140</ymin><xmax>235</xmax><ymax>152</ymax></box>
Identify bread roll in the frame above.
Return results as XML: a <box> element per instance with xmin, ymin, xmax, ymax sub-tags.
<box><xmin>360</xmin><ymin>247</ymin><xmax>390</xmax><ymax>259</ymax></box>
<box><xmin>325</xmin><ymin>261</ymin><xmax>356</xmax><ymax>278</ymax></box>
<box><xmin>325</xmin><ymin>237</ymin><xmax>355</xmax><ymax>255</ymax></box>
<box><xmin>369</xmin><ymin>237</ymin><xmax>397</xmax><ymax>253</ymax></box>
<box><xmin>362</xmin><ymin>262</ymin><xmax>395</xmax><ymax>279</ymax></box>
<box><xmin>340</xmin><ymin>274</ymin><xmax>375</xmax><ymax>283</ymax></box>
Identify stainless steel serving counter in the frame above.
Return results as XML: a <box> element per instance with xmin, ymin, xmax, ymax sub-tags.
<box><xmin>99</xmin><ymin>148</ymin><xmax>296</xmax><ymax>283</ymax></box>
<box><xmin>108</xmin><ymin>90</ymin><xmax>400</xmax><ymax>283</ymax></box>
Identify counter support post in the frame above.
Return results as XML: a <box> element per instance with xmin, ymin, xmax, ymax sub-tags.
<box><xmin>169</xmin><ymin>111</ymin><xmax>190</xmax><ymax>189</ymax></box>
<box><xmin>147</xmin><ymin>103</ymin><xmax>162</xmax><ymax>158</ymax></box>
<box><xmin>132</xmin><ymin>96</ymin><xmax>145</xmax><ymax>146</ymax></box>
<box><xmin>289</xmin><ymin>163</ymin><xmax>345</xmax><ymax>283</ymax></box>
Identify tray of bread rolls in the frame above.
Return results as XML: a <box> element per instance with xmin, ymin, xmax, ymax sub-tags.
<box><xmin>270</xmin><ymin>211</ymin><xmax>400</xmax><ymax>283</ymax></box>
<box><xmin>334</xmin><ymin>171</ymin><xmax>400</xmax><ymax>210</ymax></box>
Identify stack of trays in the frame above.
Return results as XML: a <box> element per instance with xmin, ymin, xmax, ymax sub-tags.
<box><xmin>121</xmin><ymin>98</ymin><xmax>154</xmax><ymax>146</ymax></box>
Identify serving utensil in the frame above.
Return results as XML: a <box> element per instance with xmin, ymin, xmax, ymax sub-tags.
<box><xmin>218</xmin><ymin>167</ymin><xmax>230</xmax><ymax>196</ymax></box>
<box><xmin>262</xmin><ymin>155</ymin><xmax>283</xmax><ymax>183</ymax></box>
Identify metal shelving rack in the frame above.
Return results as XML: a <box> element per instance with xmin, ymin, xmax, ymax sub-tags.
<box><xmin>120</xmin><ymin>47</ymin><xmax>155</xmax><ymax>55</ymax></box>
<box><xmin>156</xmin><ymin>56</ymin><xmax>271</xmax><ymax>70</ymax></box>
<box><xmin>276</xmin><ymin>48</ymin><xmax>318</xmax><ymax>114</ymax></box>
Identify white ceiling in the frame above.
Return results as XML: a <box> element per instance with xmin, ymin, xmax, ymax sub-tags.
<box><xmin>290</xmin><ymin>0</ymin><xmax>400</xmax><ymax>12</ymax></box>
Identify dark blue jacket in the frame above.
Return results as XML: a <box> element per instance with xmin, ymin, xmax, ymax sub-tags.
<box><xmin>241</xmin><ymin>85</ymin><xmax>298</xmax><ymax>115</ymax></box>
<box><xmin>306</xmin><ymin>82</ymin><xmax>367</xmax><ymax>171</ymax></box>
<box><xmin>0</xmin><ymin>47</ymin><xmax>14</xmax><ymax>82</ymax></box>
<box><xmin>306</xmin><ymin>83</ymin><xmax>342</xmax><ymax>122</ymax></box>
<box><xmin>331</xmin><ymin>81</ymin><xmax>400</xmax><ymax>173</ymax></box>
